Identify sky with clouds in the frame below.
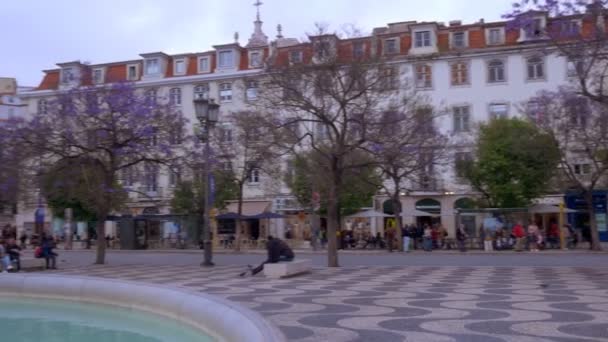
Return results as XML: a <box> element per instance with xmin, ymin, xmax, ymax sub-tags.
<box><xmin>1</xmin><ymin>0</ymin><xmax>514</xmax><ymax>87</ymax></box>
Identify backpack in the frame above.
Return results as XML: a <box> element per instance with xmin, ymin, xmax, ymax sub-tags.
<box><xmin>34</xmin><ymin>246</ymin><xmax>43</xmax><ymax>258</ymax></box>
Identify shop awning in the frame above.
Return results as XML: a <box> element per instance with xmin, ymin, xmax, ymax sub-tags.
<box><xmin>225</xmin><ymin>201</ymin><xmax>271</xmax><ymax>216</ymax></box>
<box><xmin>528</xmin><ymin>204</ymin><xmax>577</xmax><ymax>214</ymax></box>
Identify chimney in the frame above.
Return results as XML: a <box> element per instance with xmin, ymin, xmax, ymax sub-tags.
<box><xmin>479</xmin><ymin>18</ymin><xmax>485</xmax><ymax>24</ymax></box>
<box><xmin>449</xmin><ymin>20</ymin><xmax>462</xmax><ymax>27</ymax></box>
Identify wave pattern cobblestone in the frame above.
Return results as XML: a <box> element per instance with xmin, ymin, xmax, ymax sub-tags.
<box><xmin>57</xmin><ymin>265</ymin><xmax>608</xmax><ymax>341</ymax></box>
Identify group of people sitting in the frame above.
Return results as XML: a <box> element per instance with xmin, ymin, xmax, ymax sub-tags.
<box><xmin>0</xmin><ymin>230</ymin><xmax>58</xmax><ymax>273</ymax></box>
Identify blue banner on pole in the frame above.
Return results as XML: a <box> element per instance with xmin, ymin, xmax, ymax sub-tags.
<box><xmin>208</xmin><ymin>173</ymin><xmax>216</xmax><ymax>206</ymax></box>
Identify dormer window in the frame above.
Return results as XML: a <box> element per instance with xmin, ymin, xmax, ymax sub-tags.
<box><xmin>145</xmin><ymin>58</ymin><xmax>160</xmax><ymax>75</ymax></box>
<box><xmin>451</xmin><ymin>32</ymin><xmax>467</xmax><ymax>49</ymax></box>
<box><xmin>61</xmin><ymin>67</ymin><xmax>75</xmax><ymax>84</ymax></box>
<box><xmin>353</xmin><ymin>42</ymin><xmax>365</xmax><ymax>58</ymax></box>
<box><xmin>415</xmin><ymin>31</ymin><xmax>431</xmax><ymax>47</ymax></box>
<box><xmin>198</xmin><ymin>56</ymin><xmax>210</xmax><ymax>73</ymax></box>
<box><xmin>174</xmin><ymin>59</ymin><xmax>186</xmax><ymax>75</ymax></box>
<box><xmin>558</xmin><ymin>20</ymin><xmax>580</xmax><ymax>37</ymax></box>
<box><xmin>525</xmin><ymin>18</ymin><xmax>545</xmax><ymax>39</ymax></box>
<box><xmin>127</xmin><ymin>64</ymin><xmax>139</xmax><ymax>80</ymax></box>
<box><xmin>249</xmin><ymin>51</ymin><xmax>262</xmax><ymax>68</ymax></box>
<box><xmin>487</xmin><ymin>28</ymin><xmax>504</xmax><ymax>45</ymax></box>
<box><xmin>384</xmin><ymin>38</ymin><xmax>399</xmax><ymax>55</ymax></box>
<box><xmin>315</xmin><ymin>41</ymin><xmax>331</xmax><ymax>60</ymax></box>
<box><xmin>289</xmin><ymin>50</ymin><xmax>303</xmax><ymax>64</ymax></box>
<box><xmin>218</xmin><ymin>51</ymin><xmax>234</xmax><ymax>68</ymax></box>
<box><xmin>92</xmin><ymin>68</ymin><xmax>104</xmax><ymax>84</ymax></box>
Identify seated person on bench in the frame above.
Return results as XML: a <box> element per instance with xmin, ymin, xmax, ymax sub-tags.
<box><xmin>241</xmin><ymin>236</ymin><xmax>294</xmax><ymax>276</ymax></box>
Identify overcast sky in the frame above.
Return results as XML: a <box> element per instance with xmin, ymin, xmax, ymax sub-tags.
<box><xmin>1</xmin><ymin>0</ymin><xmax>513</xmax><ymax>87</ymax></box>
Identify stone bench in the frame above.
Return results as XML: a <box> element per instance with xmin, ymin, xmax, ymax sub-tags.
<box><xmin>20</xmin><ymin>257</ymin><xmax>45</xmax><ymax>271</ymax></box>
<box><xmin>264</xmin><ymin>259</ymin><xmax>312</xmax><ymax>279</ymax></box>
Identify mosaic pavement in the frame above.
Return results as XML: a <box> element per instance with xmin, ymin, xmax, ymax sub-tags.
<box><xmin>57</xmin><ymin>265</ymin><xmax>608</xmax><ymax>342</ymax></box>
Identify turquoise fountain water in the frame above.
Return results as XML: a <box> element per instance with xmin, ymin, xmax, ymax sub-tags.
<box><xmin>0</xmin><ymin>297</ymin><xmax>215</xmax><ymax>342</ymax></box>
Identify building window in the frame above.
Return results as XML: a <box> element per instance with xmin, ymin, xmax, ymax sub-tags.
<box><xmin>194</xmin><ymin>84</ymin><xmax>209</xmax><ymax>100</ymax></box>
<box><xmin>218</xmin><ymin>51</ymin><xmax>234</xmax><ymax>68</ymax></box>
<box><xmin>415</xmin><ymin>64</ymin><xmax>432</xmax><ymax>89</ymax></box>
<box><xmin>92</xmin><ymin>69</ymin><xmax>104</xmax><ymax>84</ymax></box>
<box><xmin>525</xmin><ymin>18</ymin><xmax>544</xmax><ymax>39</ymax></box>
<box><xmin>289</xmin><ymin>50</ymin><xmax>303</xmax><ymax>64</ymax></box>
<box><xmin>574</xmin><ymin>164</ymin><xmax>591</xmax><ymax>175</ymax></box>
<box><xmin>174</xmin><ymin>59</ymin><xmax>186</xmax><ymax>75</ymax></box>
<box><xmin>527</xmin><ymin>56</ymin><xmax>545</xmax><ymax>80</ymax></box>
<box><xmin>247</xmin><ymin>166</ymin><xmax>260</xmax><ymax>184</ymax></box>
<box><xmin>61</xmin><ymin>67</ymin><xmax>74</xmax><ymax>84</ymax></box>
<box><xmin>416</xmin><ymin>107</ymin><xmax>434</xmax><ymax>134</ymax></box>
<box><xmin>381</xmin><ymin>67</ymin><xmax>398</xmax><ymax>90</ymax></box>
<box><xmin>453</xmin><ymin>106</ymin><xmax>470</xmax><ymax>133</ymax></box>
<box><xmin>246</xmin><ymin>80</ymin><xmax>258</xmax><ymax>101</ymax></box>
<box><xmin>567</xmin><ymin>58</ymin><xmax>584</xmax><ymax>77</ymax></box>
<box><xmin>143</xmin><ymin>164</ymin><xmax>159</xmax><ymax>192</ymax></box>
<box><xmin>451</xmin><ymin>32</ymin><xmax>466</xmax><ymax>48</ymax></box>
<box><xmin>560</xmin><ymin>20</ymin><xmax>580</xmax><ymax>37</ymax></box>
<box><xmin>220</xmin><ymin>126</ymin><xmax>233</xmax><ymax>143</ymax></box>
<box><xmin>488</xmin><ymin>28</ymin><xmax>503</xmax><ymax>45</ymax></box>
<box><xmin>127</xmin><ymin>65</ymin><xmax>138</xmax><ymax>80</ymax></box>
<box><xmin>198</xmin><ymin>57</ymin><xmax>210</xmax><ymax>73</ymax></box>
<box><xmin>169</xmin><ymin>88</ymin><xmax>182</xmax><ymax>105</ymax></box>
<box><xmin>169</xmin><ymin>127</ymin><xmax>182</xmax><ymax>145</ymax></box>
<box><xmin>315</xmin><ymin>41</ymin><xmax>331</xmax><ymax>60</ymax></box>
<box><xmin>526</xmin><ymin>101</ymin><xmax>543</xmax><ymax>124</ymax></box>
<box><xmin>489</xmin><ymin>103</ymin><xmax>508</xmax><ymax>119</ymax></box>
<box><xmin>414</xmin><ymin>31</ymin><xmax>431</xmax><ymax>47</ymax></box>
<box><xmin>8</xmin><ymin>108</ymin><xmax>14</xmax><ymax>116</ymax></box>
<box><xmin>249</xmin><ymin>51</ymin><xmax>262</xmax><ymax>68</ymax></box>
<box><xmin>121</xmin><ymin>167</ymin><xmax>136</xmax><ymax>187</ymax></box>
<box><xmin>169</xmin><ymin>166</ymin><xmax>181</xmax><ymax>187</ymax></box>
<box><xmin>566</xmin><ymin>97</ymin><xmax>589</xmax><ymax>127</ymax></box>
<box><xmin>455</xmin><ymin>152</ymin><xmax>473</xmax><ymax>178</ymax></box>
<box><xmin>451</xmin><ymin>62</ymin><xmax>469</xmax><ymax>86</ymax></box>
<box><xmin>219</xmin><ymin>83</ymin><xmax>232</xmax><ymax>102</ymax></box>
<box><xmin>384</xmin><ymin>38</ymin><xmax>398</xmax><ymax>54</ymax></box>
<box><xmin>487</xmin><ymin>59</ymin><xmax>505</xmax><ymax>83</ymax></box>
<box><xmin>145</xmin><ymin>89</ymin><xmax>157</xmax><ymax>104</ymax></box>
<box><xmin>38</xmin><ymin>99</ymin><xmax>48</xmax><ymax>114</ymax></box>
<box><xmin>353</xmin><ymin>42</ymin><xmax>365</xmax><ymax>58</ymax></box>
<box><xmin>145</xmin><ymin>58</ymin><xmax>160</xmax><ymax>75</ymax></box>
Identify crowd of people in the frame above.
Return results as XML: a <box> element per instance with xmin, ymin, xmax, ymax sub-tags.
<box><xmin>320</xmin><ymin>219</ymin><xmax>592</xmax><ymax>253</ymax></box>
<box><xmin>0</xmin><ymin>224</ymin><xmax>58</xmax><ymax>273</ymax></box>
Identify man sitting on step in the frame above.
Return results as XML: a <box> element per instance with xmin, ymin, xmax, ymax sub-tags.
<box><xmin>240</xmin><ymin>235</ymin><xmax>294</xmax><ymax>277</ymax></box>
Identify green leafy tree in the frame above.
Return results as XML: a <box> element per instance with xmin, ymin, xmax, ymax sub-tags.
<box><xmin>465</xmin><ymin>118</ymin><xmax>560</xmax><ymax>208</ymax></box>
<box><xmin>286</xmin><ymin>151</ymin><xmax>380</xmax><ymax>217</ymax></box>
<box><xmin>170</xmin><ymin>171</ymin><xmax>238</xmax><ymax>215</ymax></box>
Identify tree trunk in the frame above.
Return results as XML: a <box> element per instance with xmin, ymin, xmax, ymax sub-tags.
<box><xmin>95</xmin><ymin>216</ymin><xmax>107</xmax><ymax>264</ymax></box>
<box><xmin>392</xmin><ymin>192</ymin><xmax>404</xmax><ymax>252</ymax></box>
<box><xmin>584</xmin><ymin>192</ymin><xmax>602</xmax><ymax>251</ymax></box>
<box><xmin>235</xmin><ymin>185</ymin><xmax>244</xmax><ymax>252</ymax></box>
<box><xmin>326</xmin><ymin>166</ymin><xmax>341</xmax><ymax>267</ymax></box>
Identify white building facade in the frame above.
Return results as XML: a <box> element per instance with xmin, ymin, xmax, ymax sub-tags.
<box><xmin>16</xmin><ymin>8</ymin><xmax>588</xmax><ymax>241</ymax></box>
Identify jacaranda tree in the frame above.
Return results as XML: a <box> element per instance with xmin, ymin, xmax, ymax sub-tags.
<box><xmin>1</xmin><ymin>82</ymin><xmax>188</xmax><ymax>264</ymax></box>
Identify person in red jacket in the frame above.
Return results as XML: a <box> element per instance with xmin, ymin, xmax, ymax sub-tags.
<box><xmin>512</xmin><ymin>222</ymin><xmax>526</xmax><ymax>252</ymax></box>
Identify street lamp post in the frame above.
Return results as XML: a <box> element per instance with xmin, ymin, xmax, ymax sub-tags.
<box><xmin>194</xmin><ymin>98</ymin><xmax>220</xmax><ymax>267</ymax></box>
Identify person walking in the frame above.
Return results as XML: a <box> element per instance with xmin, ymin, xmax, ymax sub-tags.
<box><xmin>528</xmin><ymin>220</ymin><xmax>540</xmax><ymax>252</ymax></box>
<box><xmin>456</xmin><ymin>224</ymin><xmax>468</xmax><ymax>252</ymax></box>
<box><xmin>402</xmin><ymin>225</ymin><xmax>411</xmax><ymax>253</ymax></box>
<box><xmin>423</xmin><ymin>225</ymin><xmax>433</xmax><ymax>251</ymax></box>
<box><xmin>483</xmin><ymin>227</ymin><xmax>494</xmax><ymax>252</ymax></box>
<box><xmin>512</xmin><ymin>221</ymin><xmax>526</xmax><ymax>252</ymax></box>
<box><xmin>40</xmin><ymin>232</ymin><xmax>58</xmax><ymax>269</ymax></box>
<box><xmin>19</xmin><ymin>233</ymin><xmax>27</xmax><ymax>250</ymax></box>
<box><xmin>6</xmin><ymin>238</ymin><xmax>21</xmax><ymax>272</ymax></box>
<box><xmin>386</xmin><ymin>226</ymin><xmax>395</xmax><ymax>252</ymax></box>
